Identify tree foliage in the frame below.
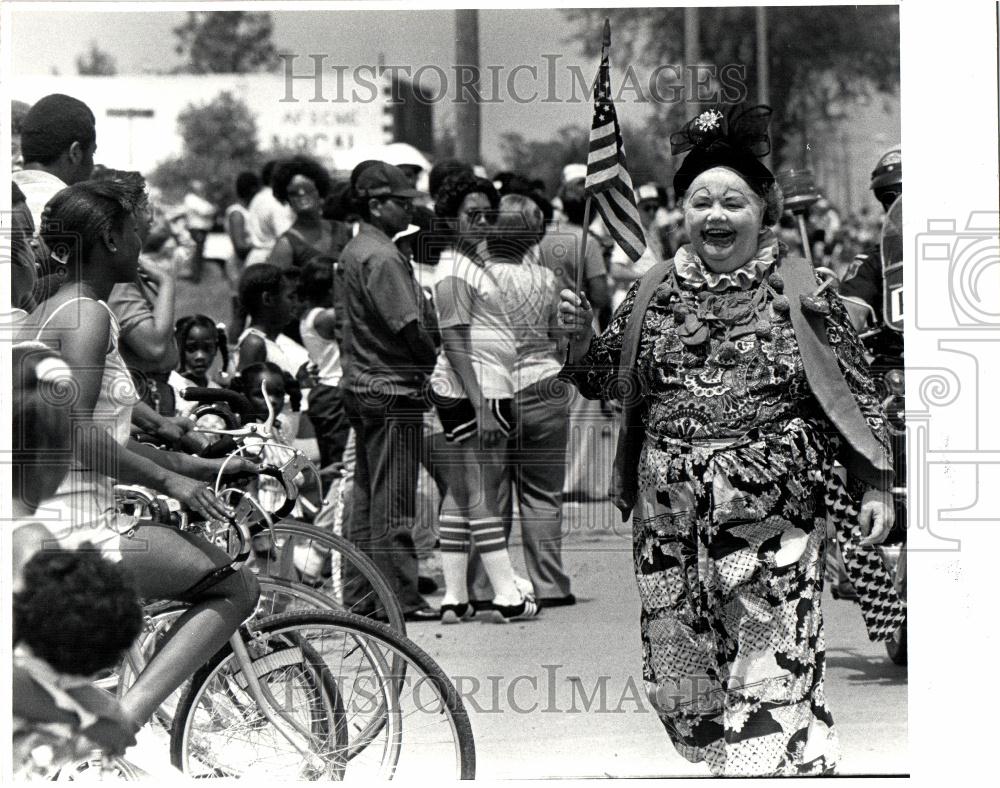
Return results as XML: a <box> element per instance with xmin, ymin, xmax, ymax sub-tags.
<box><xmin>173</xmin><ymin>11</ymin><xmax>278</xmax><ymax>74</ymax></box>
<box><xmin>149</xmin><ymin>92</ymin><xmax>260</xmax><ymax>209</ymax></box>
<box><xmin>499</xmin><ymin>121</ymin><xmax>673</xmax><ymax>196</ymax></box>
<box><xmin>564</xmin><ymin>6</ymin><xmax>899</xmax><ymax>165</ymax></box>
<box><xmin>75</xmin><ymin>41</ymin><xmax>117</xmax><ymax>76</ymax></box>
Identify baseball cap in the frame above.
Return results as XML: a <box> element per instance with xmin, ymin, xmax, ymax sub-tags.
<box><xmin>636</xmin><ymin>183</ymin><xmax>660</xmax><ymax>204</ymax></box>
<box><xmin>383</xmin><ymin>142</ymin><xmax>430</xmax><ymax>172</ymax></box>
<box><xmin>353</xmin><ymin>161</ymin><xmax>424</xmax><ymax>199</ymax></box>
<box><xmin>562</xmin><ymin>163</ymin><xmax>587</xmax><ymax>183</ymax></box>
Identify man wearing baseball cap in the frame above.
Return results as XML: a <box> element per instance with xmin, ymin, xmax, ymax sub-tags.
<box><xmin>13</xmin><ymin>94</ymin><xmax>98</xmax><ymax>233</ymax></box>
<box><xmin>339</xmin><ymin>161</ymin><xmax>441</xmax><ymax>621</ymax></box>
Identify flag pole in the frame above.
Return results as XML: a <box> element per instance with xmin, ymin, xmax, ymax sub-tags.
<box><xmin>573</xmin><ymin>19</ymin><xmax>610</xmax><ymax>312</ymax></box>
<box><xmin>574</xmin><ymin>197</ymin><xmax>593</xmax><ymax>301</ymax></box>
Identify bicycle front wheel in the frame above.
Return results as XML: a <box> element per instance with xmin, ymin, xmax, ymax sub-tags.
<box><xmin>252</xmin><ymin>519</ymin><xmax>406</xmax><ymax>635</ymax></box>
<box><xmin>170</xmin><ymin>610</ymin><xmax>475</xmax><ymax>780</ymax></box>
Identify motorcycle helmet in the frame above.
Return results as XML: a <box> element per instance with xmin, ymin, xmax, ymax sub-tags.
<box><xmin>870</xmin><ymin>145</ymin><xmax>901</xmax><ymax>211</ymax></box>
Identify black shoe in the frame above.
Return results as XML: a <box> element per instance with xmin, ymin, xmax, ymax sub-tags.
<box><xmin>403</xmin><ymin>605</ymin><xmax>439</xmax><ymax>622</ymax></box>
<box><xmin>440</xmin><ymin>602</ymin><xmax>475</xmax><ymax>624</ymax></box>
<box><xmin>538</xmin><ymin>594</ymin><xmax>576</xmax><ymax>608</ymax></box>
<box><xmin>418</xmin><ymin>575</ymin><xmax>439</xmax><ymax>595</ymax></box>
<box><xmin>830</xmin><ymin>581</ymin><xmax>859</xmax><ymax>601</ymax></box>
<box><xmin>492</xmin><ymin>593</ymin><xmax>540</xmax><ymax>623</ymax></box>
<box><xmin>470</xmin><ymin>599</ymin><xmax>494</xmax><ymax>613</ymax></box>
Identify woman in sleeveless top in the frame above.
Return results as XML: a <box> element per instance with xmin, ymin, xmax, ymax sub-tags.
<box><xmin>267</xmin><ymin>155</ymin><xmax>350</xmax><ymax>270</ymax></box>
<box><xmin>22</xmin><ymin>180</ymin><xmax>260</xmax><ymax>738</ymax></box>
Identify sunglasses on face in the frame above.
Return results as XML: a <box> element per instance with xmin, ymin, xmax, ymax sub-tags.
<box><xmin>383</xmin><ymin>196</ymin><xmax>413</xmax><ymax>210</ymax></box>
<box><xmin>462</xmin><ymin>207</ymin><xmax>494</xmax><ymax>224</ymax></box>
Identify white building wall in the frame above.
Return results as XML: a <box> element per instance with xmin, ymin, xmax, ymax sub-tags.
<box><xmin>12</xmin><ymin>74</ymin><xmax>393</xmax><ymax>174</ymax></box>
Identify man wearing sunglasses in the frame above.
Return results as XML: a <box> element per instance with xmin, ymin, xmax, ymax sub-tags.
<box><xmin>338</xmin><ymin>161</ymin><xmax>441</xmax><ymax>622</ymax></box>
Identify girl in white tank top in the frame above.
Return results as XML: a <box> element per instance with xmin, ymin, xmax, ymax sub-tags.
<box><xmin>33</xmin><ymin>297</ymin><xmax>139</xmax><ymax>558</ymax></box>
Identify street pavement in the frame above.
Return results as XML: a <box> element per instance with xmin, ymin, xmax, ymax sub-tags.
<box><xmin>120</xmin><ymin>495</ymin><xmax>906</xmax><ymax>780</ymax></box>
<box><xmin>408</xmin><ymin>498</ymin><xmax>909</xmax><ymax>779</ymax></box>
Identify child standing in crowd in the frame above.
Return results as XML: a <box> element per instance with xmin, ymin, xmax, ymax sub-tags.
<box><xmin>298</xmin><ymin>257</ymin><xmax>350</xmax><ymax>471</ymax></box>
<box><xmin>225</xmin><ymin>171</ymin><xmax>262</xmax><ymax>333</ymax></box>
<box><xmin>234</xmin><ymin>263</ymin><xmax>308</xmax><ymax>441</ymax></box>
<box><xmin>232</xmin><ymin>362</ymin><xmax>319</xmax><ymax>564</ymax></box>
<box><xmin>169</xmin><ymin>314</ymin><xmax>230</xmax><ymax>421</ymax></box>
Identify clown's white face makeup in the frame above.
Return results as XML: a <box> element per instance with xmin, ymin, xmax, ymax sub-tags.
<box><xmin>683</xmin><ymin>168</ymin><xmax>765</xmax><ymax>272</ymax></box>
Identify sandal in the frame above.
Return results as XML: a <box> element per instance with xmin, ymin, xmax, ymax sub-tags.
<box><xmin>440</xmin><ymin>602</ymin><xmax>476</xmax><ymax>624</ymax></box>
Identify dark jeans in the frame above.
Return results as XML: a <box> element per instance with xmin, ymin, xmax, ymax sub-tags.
<box><xmin>307</xmin><ymin>384</ymin><xmax>351</xmax><ymax>469</ymax></box>
<box><xmin>343</xmin><ymin>389</ymin><xmax>427</xmax><ymax>614</ymax></box>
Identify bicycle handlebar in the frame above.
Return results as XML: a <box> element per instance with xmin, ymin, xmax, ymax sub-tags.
<box><xmin>113</xmin><ymin>483</ymin><xmax>256</xmax><ymax>566</ymax></box>
<box><xmin>179</xmin><ymin>387</ymin><xmax>253</xmax><ymax>415</ymax></box>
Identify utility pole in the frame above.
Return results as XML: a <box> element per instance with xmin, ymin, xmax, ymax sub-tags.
<box><xmin>756</xmin><ymin>7</ymin><xmax>771</xmax><ymax>170</ymax></box>
<box><xmin>684</xmin><ymin>7</ymin><xmax>700</xmax><ymax>111</ymax></box>
<box><xmin>454</xmin><ymin>9</ymin><xmax>481</xmax><ymax>163</ymax></box>
<box><xmin>756</xmin><ymin>7</ymin><xmax>769</xmax><ymax>106</ymax></box>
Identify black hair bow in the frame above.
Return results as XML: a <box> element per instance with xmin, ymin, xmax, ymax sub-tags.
<box><xmin>670</xmin><ymin>104</ymin><xmax>773</xmax><ymax>158</ymax></box>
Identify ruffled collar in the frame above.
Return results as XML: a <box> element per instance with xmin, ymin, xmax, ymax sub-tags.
<box><xmin>674</xmin><ymin>229</ymin><xmax>780</xmax><ymax>292</ymax></box>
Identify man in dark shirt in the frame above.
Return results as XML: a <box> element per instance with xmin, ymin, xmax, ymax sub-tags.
<box><xmin>339</xmin><ymin>161</ymin><xmax>440</xmax><ymax>620</ymax></box>
<box><xmin>839</xmin><ymin>145</ymin><xmax>902</xmax><ymax>342</ymax></box>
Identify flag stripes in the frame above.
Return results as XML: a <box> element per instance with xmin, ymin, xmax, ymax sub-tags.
<box><xmin>584</xmin><ymin>33</ymin><xmax>646</xmax><ymax>263</ymax></box>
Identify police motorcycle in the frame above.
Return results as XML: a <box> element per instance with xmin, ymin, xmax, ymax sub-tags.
<box><xmin>778</xmin><ymin>162</ymin><xmax>907</xmax><ymax>665</ymax></box>
<box><xmin>839</xmin><ymin>149</ymin><xmax>906</xmax><ymax>665</ymax></box>
<box><xmin>860</xmin><ymin>194</ymin><xmax>906</xmax><ymax>665</ymax></box>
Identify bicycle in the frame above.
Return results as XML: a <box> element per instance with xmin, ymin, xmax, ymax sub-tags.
<box><xmin>84</xmin><ymin>475</ymin><xmax>475</xmax><ymax>779</ymax></box>
<box><xmin>143</xmin><ymin>384</ymin><xmax>407</xmax><ymax>634</ymax></box>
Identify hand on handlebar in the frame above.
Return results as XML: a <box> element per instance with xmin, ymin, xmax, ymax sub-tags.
<box><xmin>156</xmin><ymin>415</ymin><xmax>192</xmax><ymax>445</ymax></box>
<box><xmin>218</xmin><ymin>455</ymin><xmax>262</xmax><ymax>482</ymax></box>
<box><xmin>163</xmin><ymin>474</ymin><xmax>235</xmax><ymax>521</ymax></box>
<box><xmin>192</xmin><ymin>455</ymin><xmax>261</xmax><ymax>484</ymax></box>
<box><xmin>178</xmin><ymin>427</ymin><xmax>211</xmax><ymax>454</ymax></box>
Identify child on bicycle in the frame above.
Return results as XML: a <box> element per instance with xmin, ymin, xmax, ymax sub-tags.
<box><xmin>11</xmin><ymin>343</ymin><xmax>143</xmax><ymax>776</ymax></box>
<box><xmin>21</xmin><ymin>179</ymin><xmax>261</xmax><ymax>744</ymax></box>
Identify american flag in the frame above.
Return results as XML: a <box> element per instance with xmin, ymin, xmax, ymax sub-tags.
<box><xmin>585</xmin><ymin>22</ymin><xmax>646</xmax><ymax>262</ymax></box>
